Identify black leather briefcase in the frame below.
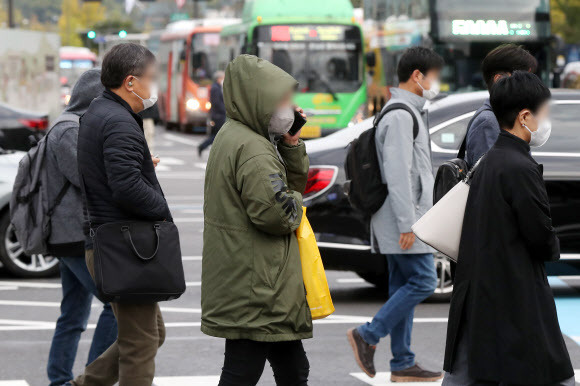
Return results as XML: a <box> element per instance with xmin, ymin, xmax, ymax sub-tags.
<box><xmin>91</xmin><ymin>221</ymin><xmax>186</xmax><ymax>303</ymax></box>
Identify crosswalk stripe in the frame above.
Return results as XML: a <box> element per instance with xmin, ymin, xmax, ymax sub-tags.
<box><xmin>0</xmin><ymin>381</ymin><xmax>30</xmax><ymax>386</ymax></box>
<box><xmin>351</xmin><ymin>372</ymin><xmax>442</xmax><ymax>385</ymax></box>
<box><xmin>163</xmin><ymin>133</ymin><xmax>201</xmax><ymax>146</ymax></box>
<box><xmin>154</xmin><ymin>376</ymin><xmax>220</xmax><ymax>385</ymax></box>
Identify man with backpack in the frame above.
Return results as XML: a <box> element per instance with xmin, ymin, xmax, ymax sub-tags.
<box><xmin>346</xmin><ymin>47</ymin><xmax>444</xmax><ymax>382</ymax></box>
<box><xmin>45</xmin><ymin>69</ymin><xmax>118</xmax><ymax>386</ymax></box>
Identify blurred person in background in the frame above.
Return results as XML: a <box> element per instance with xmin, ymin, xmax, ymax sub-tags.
<box><xmin>347</xmin><ymin>47</ymin><xmax>443</xmax><ymax>382</ymax></box>
<box><xmin>201</xmin><ymin>55</ymin><xmax>311</xmax><ymax>386</ymax></box>
<box><xmin>46</xmin><ymin>68</ymin><xmax>117</xmax><ymax>386</ymax></box>
<box><xmin>72</xmin><ymin>43</ymin><xmax>169</xmax><ymax>386</ymax></box>
<box><xmin>443</xmin><ymin>72</ymin><xmax>574</xmax><ymax>386</ymax></box>
<box><xmin>198</xmin><ymin>71</ymin><xmax>226</xmax><ymax>157</ymax></box>
<box><xmin>465</xmin><ymin>44</ymin><xmax>537</xmax><ymax>167</ymax></box>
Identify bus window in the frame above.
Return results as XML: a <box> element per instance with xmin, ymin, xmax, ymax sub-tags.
<box><xmin>191</xmin><ymin>32</ymin><xmax>220</xmax><ymax>84</ymax></box>
<box><xmin>254</xmin><ymin>25</ymin><xmax>363</xmax><ymax>93</ymax></box>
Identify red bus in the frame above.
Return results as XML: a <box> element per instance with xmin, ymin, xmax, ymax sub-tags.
<box><xmin>158</xmin><ymin>24</ymin><xmax>223</xmax><ymax>132</ymax></box>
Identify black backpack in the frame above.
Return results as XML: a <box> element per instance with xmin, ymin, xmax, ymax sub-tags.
<box><xmin>344</xmin><ymin>103</ymin><xmax>419</xmax><ymax>216</ymax></box>
<box><xmin>433</xmin><ymin>108</ymin><xmax>485</xmax><ymax>204</ymax></box>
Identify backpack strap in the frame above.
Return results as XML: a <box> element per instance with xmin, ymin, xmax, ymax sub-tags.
<box><xmin>457</xmin><ymin>106</ymin><xmax>488</xmax><ymax>159</ymax></box>
<box><xmin>47</xmin><ymin>180</ymin><xmax>72</xmax><ymax>216</ymax></box>
<box><xmin>374</xmin><ymin>102</ymin><xmax>420</xmax><ymax>140</ymax></box>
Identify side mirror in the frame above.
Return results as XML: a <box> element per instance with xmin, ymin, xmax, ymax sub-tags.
<box><xmin>365</xmin><ymin>52</ymin><xmax>376</xmax><ymax>68</ymax></box>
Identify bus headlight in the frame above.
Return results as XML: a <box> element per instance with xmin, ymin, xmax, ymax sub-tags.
<box><xmin>186</xmin><ymin>98</ymin><xmax>200</xmax><ymax>111</ymax></box>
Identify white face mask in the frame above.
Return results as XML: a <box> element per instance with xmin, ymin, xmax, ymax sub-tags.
<box><xmin>268</xmin><ymin>106</ymin><xmax>295</xmax><ymax>136</ymax></box>
<box><xmin>132</xmin><ymin>77</ymin><xmax>158</xmax><ymax>110</ymax></box>
<box><xmin>417</xmin><ymin>72</ymin><xmax>440</xmax><ymax>100</ymax></box>
<box><xmin>523</xmin><ymin>116</ymin><xmax>552</xmax><ymax>148</ymax></box>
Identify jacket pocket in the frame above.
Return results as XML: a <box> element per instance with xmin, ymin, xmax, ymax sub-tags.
<box><xmin>253</xmin><ymin>235</ymin><xmax>289</xmax><ymax>289</ymax></box>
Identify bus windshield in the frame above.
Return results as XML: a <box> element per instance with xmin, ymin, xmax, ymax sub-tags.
<box><xmin>191</xmin><ymin>32</ymin><xmax>220</xmax><ymax>83</ymax></box>
<box><xmin>254</xmin><ymin>25</ymin><xmax>362</xmax><ymax>93</ymax></box>
<box><xmin>60</xmin><ymin>59</ymin><xmax>95</xmax><ymax>86</ymax></box>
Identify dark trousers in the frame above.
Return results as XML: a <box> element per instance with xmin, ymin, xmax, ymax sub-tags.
<box><xmin>218</xmin><ymin>339</ymin><xmax>309</xmax><ymax>386</ymax></box>
<box><xmin>198</xmin><ymin>134</ymin><xmax>216</xmax><ymax>154</ymax></box>
<box><xmin>47</xmin><ymin>257</ymin><xmax>117</xmax><ymax>386</ymax></box>
<box><xmin>71</xmin><ymin>250</ymin><xmax>165</xmax><ymax>386</ymax></box>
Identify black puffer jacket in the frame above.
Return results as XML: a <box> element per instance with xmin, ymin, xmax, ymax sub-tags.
<box><xmin>78</xmin><ymin>90</ymin><xmax>172</xmax><ymax>246</ymax></box>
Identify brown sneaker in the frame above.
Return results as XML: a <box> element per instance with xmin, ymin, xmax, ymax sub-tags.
<box><xmin>391</xmin><ymin>363</ymin><xmax>443</xmax><ymax>382</ymax></box>
<box><xmin>347</xmin><ymin>328</ymin><xmax>376</xmax><ymax>378</ymax></box>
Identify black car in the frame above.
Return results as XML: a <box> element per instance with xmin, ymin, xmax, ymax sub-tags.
<box><xmin>304</xmin><ymin>89</ymin><xmax>580</xmax><ymax>300</ymax></box>
<box><xmin>0</xmin><ymin>102</ymin><xmax>49</xmax><ymax>151</ymax></box>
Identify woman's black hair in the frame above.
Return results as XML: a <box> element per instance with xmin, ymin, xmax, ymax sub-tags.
<box><xmin>490</xmin><ymin>71</ymin><xmax>551</xmax><ymax>129</ymax></box>
<box><xmin>397</xmin><ymin>47</ymin><xmax>444</xmax><ymax>83</ymax></box>
<box><xmin>101</xmin><ymin>43</ymin><xmax>156</xmax><ymax>89</ymax></box>
<box><xmin>482</xmin><ymin>44</ymin><xmax>537</xmax><ymax>91</ymax></box>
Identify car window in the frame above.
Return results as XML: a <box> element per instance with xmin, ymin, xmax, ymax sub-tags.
<box><xmin>431</xmin><ymin>116</ymin><xmax>471</xmax><ymax>150</ymax></box>
<box><xmin>537</xmin><ymin>104</ymin><xmax>580</xmax><ymax>153</ymax></box>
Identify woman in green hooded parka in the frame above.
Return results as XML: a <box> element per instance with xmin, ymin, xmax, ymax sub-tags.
<box><xmin>201</xmin><ymin>55</ymin><xmax>312</xmax><ymax>385</ymax></box>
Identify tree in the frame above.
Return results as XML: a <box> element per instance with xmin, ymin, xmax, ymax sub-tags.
<box><xmin>58</xmin><ymin>0</ymin><xmax>106</xmax><ymax>46</ymax></box>
<box><xmin>551</xmin><ymin>0</ymin><xmax>580</xmax><ymax>43</ymax></box>
<box><xmin>58</xmin><ymin>0</ymin><xmax>84</xmax><ymax>46</ymax></box>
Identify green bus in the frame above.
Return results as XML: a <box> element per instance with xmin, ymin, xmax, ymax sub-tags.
<box><xmin>218</xmin><ymin>0</ymin><xmax>367</xmax><ymax>138</ymax></box>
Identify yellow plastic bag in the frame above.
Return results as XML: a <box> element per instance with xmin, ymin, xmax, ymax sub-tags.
<box><xmin>296</xmin><ymin>207</ymin><xmax>335</xmax><ymax>320</ymax></box>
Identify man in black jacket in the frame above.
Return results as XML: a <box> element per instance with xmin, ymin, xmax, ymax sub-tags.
<box><xmin>198</xmin><ymin>71</ymin><xmax>225</xmax><ymax>156</ymax></box>
<box><xmin>72</xmin><ymin>43</ymin><xmax>170</xmax><ymax>386</ymax></box>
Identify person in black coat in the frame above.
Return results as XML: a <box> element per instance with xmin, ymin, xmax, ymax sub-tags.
<box><xmin>73</xmin><ymin>43</ymin><xmax>170</xmax><ymax>386</ymax></box>
<box><xmin>198</xmin><ymin>71</ymin><xmax>226</xmax><ymax>156</ymax></box>
<box><xmin>442</xmin><ymin>71</ymin><xmax>574</xmax><ymax>386</ymax></box>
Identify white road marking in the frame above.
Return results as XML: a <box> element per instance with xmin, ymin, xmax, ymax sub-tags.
<box><xmin>165</xmin><ymin>195</ymin><xmax>204</xmax><ymax>201</ymax></box>
<box><xmin>158</xmin><ymin>157</ymin><xmax>185</xmax><ymax>166</ymax></box>
<box><xmin>186</xmin><ymin>281</ymin><xmax>201</xmax><ymax>287</ymax></box>
<box><xmin>0</xmin><ymin>315</ymin><xmax>445</xmax><ymax>332</ymax></box>
<box><xmin>0</xmin><ymin>281</ymin><xmax>61</xmax><ymax>289</ymax></box>
<box><xmin>194</xmin><ymin>162</ymin><xmax>207</xmax><ymax>170</ymax></box>
<box><xmin>0</xmin><ymin>300</ymin><xmax>61</xmax><ymax>307</ymax></box>
<box><xmin>183</xmin><ymin>255</ymin><xmax>202</xmax><ymax>261</ymax></box>
<box><xmin>163</xmin><ymin>133</ymin><xmax>201</xmax><ymax>146</ymax></box>
<box><xmin>0</xmin><ymin>381</ymin><xmax>30</xmax><ymax>386</ymax></box>
<box><xmin>155</xmin><ymin>164</ymin><xmax>171</xmax><ymax>172</ymax></box>
<box><xmin>351</xmin><ymin>372</ymin><xmax>442</xmax><ymax>385</ymax></box>
<box><xmin>157</xmin><ymin>172</ymin><xmax>205</xmax><ymax>180</ymax></box>
<box><xmin>352</xmin><ymin>371</ymin><xmax>580</xmax><ymax>385</ymax></box>
<box><xmin>182</xmin><ymin>209</ymin><xmax>203</xmax><ymax>214</ymax></box>
<box><xmin>173</xmin><ymin>217</ymin><xmax>204</xmax><ymax>223</ymax></box>
<box><xmin>337</xmin><ymin>278</ymin><xmax>366</xmax><ymax>284</ymax></box>
<box><xmin>0</xmin><ymin>286</ymin><xmax>18</xmax><ymax>291</ymax></box>
<box><xmin>154</xmin><ymin>376</ymin><xmax>219</xmax><ymax>386</ymax></box>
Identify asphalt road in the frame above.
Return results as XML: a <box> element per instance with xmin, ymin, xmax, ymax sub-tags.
<box><xmin>1</xmin><ymin>127</ymin><xmax>580</xmax><ymax>386</ymax></box>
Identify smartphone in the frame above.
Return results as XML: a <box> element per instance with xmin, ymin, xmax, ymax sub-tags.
<box><xmin>288</xmin><ymin>109</ymin><xmax>307</xmax><ymax>136</ymax></box>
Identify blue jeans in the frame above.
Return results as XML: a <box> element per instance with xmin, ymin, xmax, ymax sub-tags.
<box><xmin>357</xmin><ymin>253</ymin><xmax>437</xmax><ymax>371</ymax></box>
<box><xmin>47</xmin><ymin>257</ymin><xmax>118</xmax><ymax>386</ymax></box>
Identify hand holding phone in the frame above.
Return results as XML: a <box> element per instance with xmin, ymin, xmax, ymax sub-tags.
<box><xmin>288</xmin><ymin>108</ymin><xmax>307</xmax><ymax>136</ymax></box>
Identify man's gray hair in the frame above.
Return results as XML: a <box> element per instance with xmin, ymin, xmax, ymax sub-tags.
<box><xmin>214</xmin><ymin>71</ymin><xmax>225</xmax><ymax>81</ymax></box>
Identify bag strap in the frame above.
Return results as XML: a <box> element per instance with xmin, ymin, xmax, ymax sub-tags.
<box><xmin>374</xmin><ymin>102</ymin><xmax>419</xmax><ymax>140</ymax></box>
<box><xmin>457</xmin><ymin>107</ymin><xmax>488</xmax><ymax>159</ymax></box>
<box><xmin>47</xmin><ymin>180</ymin><xmax>71</xmax><ymax>217</ymax></box>
<box><xmin>122</xmin><ymin>224</ymin><xmax>161</xmax><ymax>261</ymax></box>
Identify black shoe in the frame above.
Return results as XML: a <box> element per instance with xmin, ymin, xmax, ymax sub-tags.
<box><xmin>198</xmin><ymin>146</ymin><xmax>203</xmax><ymax>158</ymax></box>
<box><xmin>391</xmin><ymin>363</ymin><xmax>443</xmax><ymax>382</ymax></box>
<box><xmin>347</xmin><ymin>327</ymin><xmax>376</xmax><ymax>378</ymax></box>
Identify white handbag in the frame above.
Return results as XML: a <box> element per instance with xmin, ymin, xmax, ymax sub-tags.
<box><xmin>411</xmin><ymin>157</ymin><xmax>483</xmax><ymax>262</ymax></box>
